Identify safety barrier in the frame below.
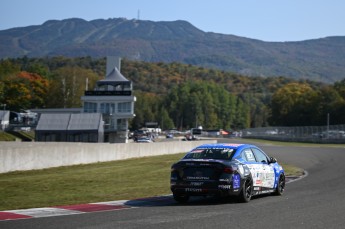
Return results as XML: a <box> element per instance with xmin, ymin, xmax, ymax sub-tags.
<box><xmin>242</xmin><ymin>124</ymin><xmax>345</xmax><ymax>144</ymax></box>
<box><xmin>0</xmin><ymin>140</ymin><xmax>216</xmax><ymax>173</ymax></box>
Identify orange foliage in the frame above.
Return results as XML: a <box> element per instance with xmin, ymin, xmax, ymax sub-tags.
<box><xmin>17</xmin><ymin>71</ymin><xmax>49</xmax><ymax>86</ymax></box>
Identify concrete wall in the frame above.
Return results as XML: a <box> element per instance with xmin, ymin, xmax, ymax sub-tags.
<box><xmin>0</xmin><ymin>140</ymin><xmax>216</xmax><ymax>173</ymax></box>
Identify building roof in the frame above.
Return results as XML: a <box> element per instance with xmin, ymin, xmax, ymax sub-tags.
<box><xmin>97</xmin><ymin>67</ymin><xmax>131</xmax><ymax>87</ymax></box>
<box><xmin>101</xmin><ymin>67</ymin><xmax>130</xmax><ymax>82</ymax></box>
<box><xmin>36</xmin><ymin>113</ymin><xmax>71</xmax><ymax>130</ymax></box>
<box><xmin>36</xmin><ymin>113</ymin><xmax>103</xmax><ymax>131</ymax></box>
<box><xmin>68</xmin><ymin>113</ymin><xmax>102</xmax><ymax>130</ymax></box>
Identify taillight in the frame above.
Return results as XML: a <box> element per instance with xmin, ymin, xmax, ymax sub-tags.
<box><xmin>223</xmin><ymin>167</ymin><xmax>234</xmax><ymax>174</ymax></box>
<box><xmin>171</xmin><ymin>164</ymin><xmax>177</xmax><ymax>172</ymax></box>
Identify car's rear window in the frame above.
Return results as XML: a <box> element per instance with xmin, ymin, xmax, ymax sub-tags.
<box><xmin>184</xmin><ymin>148</ymin><xmax>236</xmax><ymax>160</ymax></box>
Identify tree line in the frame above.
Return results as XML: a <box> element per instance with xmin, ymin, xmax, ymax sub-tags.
<box><xmin>0</xmin><ymin>56</ymin><xmax>344</xmax><ymax>130</ymax></box>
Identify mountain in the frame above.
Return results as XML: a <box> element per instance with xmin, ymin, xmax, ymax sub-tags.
<box><xmin>1</xmin><ymin>17</ymin><xmax>345</xmax><ymax>83</ymax></box>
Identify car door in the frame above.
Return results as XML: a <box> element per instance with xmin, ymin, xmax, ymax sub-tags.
<box><xmin>240</xmin><ymin>148</ymin><xmax>263</xmax><ymax>188</ymax></box>
<box><xmin>251</xmin><ymin>147</ymin><xmax>275</xmax><ymax>189</ymax></box>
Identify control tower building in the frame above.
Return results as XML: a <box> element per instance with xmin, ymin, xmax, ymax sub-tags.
<box><xmin>81</xmin><ymin>57</ymin><xmax>136</xmax><ymax>143</ymax></box>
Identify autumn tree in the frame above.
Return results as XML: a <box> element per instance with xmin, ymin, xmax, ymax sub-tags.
<box><xmin>0</xmin><ymin>59</ymin><xmax>20</xmax><ymax>77</ymax></box>
<box><xmin>163</xmin><ymin>81</ymin><xmax>250</xmax><ymax>130</ymax></box>
<box><xmin>2</xmin><ymin>71</ymin><xmax>49</xmax><ymax>111</ymax></box>
<box><xmin>47</xmin><ymin>66</ymin><xmax>98</xmax><ymax>108</ymax></box>
<box><xmin>315</xmin><ymin>85</ymin><xmax>345</xmax><ymax>125</ymax></box>
<box><xmin>270</xmin><ymin>83</ymin><xmax>319</xmax><ymax>126</ymax></box>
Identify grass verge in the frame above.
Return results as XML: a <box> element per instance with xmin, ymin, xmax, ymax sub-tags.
<box><xmin>0</xmin><ymin>153</ymin><xmax>303</xmax><ymax>211</ymax></box>
<box><xmin>0</xmin><ymin>131</ymin><xmax>16</xmax><ymax>141</ymax></box>
<box><xmin>280</xmin><ymin>163</ymin><xmax>304</xmax><ymax>177</ymax></box>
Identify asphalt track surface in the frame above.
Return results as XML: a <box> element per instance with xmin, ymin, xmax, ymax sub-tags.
<box><xmin>1</xmin><ymin>139</ymin><xmax>345</xmax><ymax>229</ymax></box>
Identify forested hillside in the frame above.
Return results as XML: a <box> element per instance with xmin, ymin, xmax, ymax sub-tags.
<box><xmin>1</xmin><ymin>18</ymin><xmax>345</xmax><ymax>83</ymax></box>
<box><xmin>0</xmin><ymin>57</ymin><xmax>344</xmax><ymax>130</ymax></box>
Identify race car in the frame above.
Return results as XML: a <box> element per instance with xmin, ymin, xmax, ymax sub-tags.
<box><xmin>170</xmin><ymin>143</ymin><xmax>285</xmax><ymax>203</ymax></box>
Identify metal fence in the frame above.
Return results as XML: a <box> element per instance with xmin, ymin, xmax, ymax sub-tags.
<box><xmin>241</xmin><ymin>124</ymin><xmax>345</xmax><ymax>144</ymax></box>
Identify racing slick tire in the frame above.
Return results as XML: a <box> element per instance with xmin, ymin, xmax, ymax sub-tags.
<box><xmin>173</xmin><ymin>193</ymin><xmax>190</xmax><ymax>203</ymax></box>
<box><xmin>238</xmin><ymin>178</ymin><xmax>253</xmax><ymax>203</ymax></box>
<box><xmin>274</xmin><ymin>174</ymin><xmax>285</xmax><ymax>196</ymax></box>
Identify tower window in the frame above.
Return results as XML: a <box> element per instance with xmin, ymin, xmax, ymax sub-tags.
<box><xmin>118</xmin><ymin>102</ymin><xmax>131</xmax><ymax>113</ymax></box>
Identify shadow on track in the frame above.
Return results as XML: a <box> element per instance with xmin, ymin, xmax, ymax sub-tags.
<box><xmin>124</xmin><ymin>174</ymin><xmax>305</xmax><ymax>208</ymax></box>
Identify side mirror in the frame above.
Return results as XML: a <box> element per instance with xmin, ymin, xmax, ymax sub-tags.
<box><xmin>269</xmin><ymin>157</ymin><xmax>277</xmax><ymax>164</ymax></box>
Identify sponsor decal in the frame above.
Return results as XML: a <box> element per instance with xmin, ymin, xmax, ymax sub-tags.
<box><xmin>185</xmin><ymin>188</ymin><xmax>203</xmax><ymax>192</ymax></box>
<box><xmin>191</xmin><ymin>150</ymin><xmax>204</xmax><ymax>153</ymax></box>
<box><xmin>246</xmin><ymin>164</ymin><xmax>276</xmax><ymax>188</ymax></box>
<box><xmin>233</xmin><ymin>174</ymin><xmax>241</xmax><ymax>189</ymax></box>
<box><xmin>218</xmin><ymin>185</ymin><xmax>231</xmax><ymax>189</ymax></box>
<box><xmin>266</xmin><ymin>173</ymin><xmax>275</xmax><ymax>179</ymax></box>
<box><xmin>254</xmin><ymin>187</ymin><xmax>261</xmax><ymax>191</ymax></box>
<box><xmin>219</xmin><ymin>178</ymin><xmax>230</xmax><ymax>182</ymax></box>
<box><xmin>223</xmin><ymin>144</ymin><xmax>244</xmax><ymax>147</ymax></box>
<box><xmin>186</xmin><ymin>176</ymin><xmax>209</xmax><ymax>180</ymax></box>
<box><xmin>256</xmin><ymin>180</ymin><xmax>262</xmax><ymax>185</ymax></box>
<box><xmin>190</xmin><ymin>182</ymin><xmax>204</xmax><ymax>186</ymax></box>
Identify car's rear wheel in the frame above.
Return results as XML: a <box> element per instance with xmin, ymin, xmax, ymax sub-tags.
<box><xmin>274</xmin><ymin>174</ymin><xmax>285</xmax><ymax>196</ymax></box>
<box><xmin>173</xmin><ymin>193</ymin><xmax>190</xmax><ymax>203</ymax></box>
<box><xmin>238</xmin><ymin>178</ymin><xmax>253</xmax><ymax>203</ymax></box>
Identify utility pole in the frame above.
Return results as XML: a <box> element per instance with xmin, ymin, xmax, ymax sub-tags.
<box><xmin>327</xmin><ymin>113</ymin><xmax>330</xmax><ymax>139</ymax></box>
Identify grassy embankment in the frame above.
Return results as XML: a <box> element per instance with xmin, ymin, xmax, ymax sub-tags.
<box><xmin>0</xmin><ymin>152</ymin><xmax>303</xmax><ymax>211</ymax></box>
<box><xmin>0</xmin><ymin>131</ymin><xmax>16</xmax><ymax>141</ymax></box>
<box><xmin>0</xmin><ymin>131</ymin><xmax>35</xmax><ymax>141</ymax></box>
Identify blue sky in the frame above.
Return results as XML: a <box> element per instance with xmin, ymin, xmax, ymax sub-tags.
<box><xmin>1</xmin><ymin>0</ymin><xmax>344</xmax><ymax>42</ymax></box>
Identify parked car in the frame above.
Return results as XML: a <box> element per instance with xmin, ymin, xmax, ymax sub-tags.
<box><xmin>184</xmin><ymin>133</ymin><xmax>198</xmax><ymax>141</ymax></box>
<box><xmin>170</xmin><ymin>143</ymin><xmax>285</xmax><ymax>203</ymax></box>
<box><xmin>136</xmin><ymin>137</ymin><xmax>153</xmax><ymax>143</ymax></box>
<box><xmin>166</xmin><ymin>133</ymin><xmax>174</xmax><ymax>138</ymax></box>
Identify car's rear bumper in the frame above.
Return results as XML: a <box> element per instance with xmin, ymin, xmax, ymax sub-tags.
<box><xmin>171</xmin><ymin>183</ymin><xmax>240</xmax><ymax>197</ymax></box>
